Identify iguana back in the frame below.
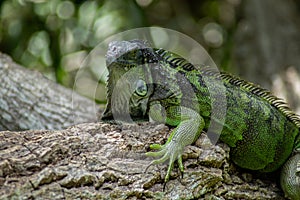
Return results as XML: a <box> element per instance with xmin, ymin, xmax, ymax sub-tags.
<box><xmin>102</xmin><ymin>40</ymin><xmax>300</xmax><ymax>199</ymax></box>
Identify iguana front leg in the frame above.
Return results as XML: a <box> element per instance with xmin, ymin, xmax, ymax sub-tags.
<box><xmin>146</xmin><ymin>105</ymin><xmax>205</xmax><ymax>183</ymax></box>
<box><xmin>280</xmin><ymin>152</ymin><xmax>300</xmax><ymax>199</ymax></box>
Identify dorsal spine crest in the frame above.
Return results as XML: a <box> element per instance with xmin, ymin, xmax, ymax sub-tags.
<box><xmin>155</xmin><ymin>49</ymin><xmax>195</xmax><ymax>71</ymax></box>
<box><xmin>154</xmin><ymin>48</ymin><xmax>300</xmax><ymax>127</ymax></box>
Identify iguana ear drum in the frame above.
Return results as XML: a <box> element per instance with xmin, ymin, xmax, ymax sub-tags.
<box><xmin>103</xmin><ymin>40</ymin><xmax>300</xmax><ymax>198</ymax></box>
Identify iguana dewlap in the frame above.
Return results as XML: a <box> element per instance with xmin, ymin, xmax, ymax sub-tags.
<box><xmin>102</xmin><ymin>40</ymin><xmax>300</xmax><ymax>199</ymax></box>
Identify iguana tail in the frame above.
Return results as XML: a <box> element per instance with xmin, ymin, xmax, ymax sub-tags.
<box><xmin>280</xmin><ymin>151</ymin><xmax>300</xmax><ymax>199</ymax></box>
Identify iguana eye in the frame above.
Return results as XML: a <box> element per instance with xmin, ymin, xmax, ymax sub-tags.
<box><xmin>135</xmin><ymin>79</ymin><xmax>147</xmax><ymax>97</ymax></box>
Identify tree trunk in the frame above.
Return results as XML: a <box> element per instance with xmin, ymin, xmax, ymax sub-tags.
<box><xmin>0</xmin><ymin>122</ymin><xmax>284</xmax><ymax>199</ymax></box>
<box><xmin>234</xmin><ymin>0</ymin><xmax>300</xmax><ymax>113</ymax></box>
<box><xmin>235</xmin><ymin>0</ymin><xmax>300</xmax><ymax>89</ymax></box>
<box><xmin>0</xmin><ymin>53</ymin><xmax>97</xmax><ymax>131</ymax></box>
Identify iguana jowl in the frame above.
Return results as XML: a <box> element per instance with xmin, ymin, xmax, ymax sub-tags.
<box><xmin>102</xmin><ymin>40</ymin><xmax>300</xmax><ymax>199</ymax></box>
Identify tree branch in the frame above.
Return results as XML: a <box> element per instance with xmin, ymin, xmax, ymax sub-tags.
<box><xmin>0</xmin><ymin>53</ymin><xmax>97</xmax><ymax>131</ymax></box>
<box><xmin>0</xmin><ymin>123</ymin><xmax>284</xmax><ymax>199</ymax></box>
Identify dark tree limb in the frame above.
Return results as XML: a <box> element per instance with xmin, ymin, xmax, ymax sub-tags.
<box><xmin>235</xmin><ymin>0</ymin><xmax>300</xmax><ymax>89</ymax></box>
<box><xmin>0</xmin><ymin>53</ymin><xmax>97</xmax><ymax>131</ymax></box>
<box><xmin>0</xmin><ymin>122</ymin><xmax>284</xmax><ymax>199</ymax></box>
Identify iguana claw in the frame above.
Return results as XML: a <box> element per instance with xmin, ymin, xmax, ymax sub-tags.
<box><xmin>145</xmin><ymin>141</ymin><xmax>184</xmax><ymax>184</ymax></box>
<box><xmin>145</xmin><ymin>106</ymin><xmax>204</xmax><ymax>187</ymax></box>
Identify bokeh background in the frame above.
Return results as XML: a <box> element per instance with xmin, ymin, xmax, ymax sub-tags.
<box><xmin>1</xmin><ymin>0</ymin><xmax>300</xmax><ymax>110</ymax></box>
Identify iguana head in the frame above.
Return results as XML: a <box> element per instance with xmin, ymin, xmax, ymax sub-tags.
<box><xmin>102</xmin><ymin>40</ymin><xmax>157</xmax><ymax>122</ymax></box>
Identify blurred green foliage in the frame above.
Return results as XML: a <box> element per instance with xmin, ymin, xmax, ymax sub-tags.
<box><xmin>0</xmin><ymin>0</ymin><xmax>240</xmax><ymax>90</ymax></box>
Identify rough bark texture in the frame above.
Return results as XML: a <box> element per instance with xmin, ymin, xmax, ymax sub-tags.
<box><xmin>0</xmin><ymin>53</ymin><xmax>97</xmax><ymax>131</ymax></box>
<box><xmin>2</xmin><ymin>2</ymin><xmax>297</xmax><ymax>197</ymax></box>
<box><xmin>0</xmin><ymin>122</ymin><xmax>284</xmax><ymax>199</ymax></box>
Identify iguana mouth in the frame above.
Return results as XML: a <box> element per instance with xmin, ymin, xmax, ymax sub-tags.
<box><xmin>103</xmin><ymin>39</ymin><xmax>300</xmax><ymax>199</ymax></box>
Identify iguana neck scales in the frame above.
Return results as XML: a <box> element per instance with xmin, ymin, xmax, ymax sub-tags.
<box><xmin>102</xmin><ymin>40</ymin><xmax>300</xmax><ymax>199</ymax></box>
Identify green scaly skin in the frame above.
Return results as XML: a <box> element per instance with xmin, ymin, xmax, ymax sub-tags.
<box><xmin>102</xmin><ymin>40</ymin><xmax>300</xmax><ymax>199</ymax></box>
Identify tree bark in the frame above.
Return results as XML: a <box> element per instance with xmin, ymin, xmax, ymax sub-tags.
<box><xmin>0</xmin><ymin>53</ymin><xmax>97</xmax><ymax>131</ymax></box>
<box><xmin>0</xmin><ymin>122</ymin><xmax>285</xmax><ymax>199</ymax></box>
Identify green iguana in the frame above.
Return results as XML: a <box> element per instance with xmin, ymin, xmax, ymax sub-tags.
<box><xmin>101</xmin><ymin>40</ymin><xmax>300</xmax><ymax>199</ymax></box>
